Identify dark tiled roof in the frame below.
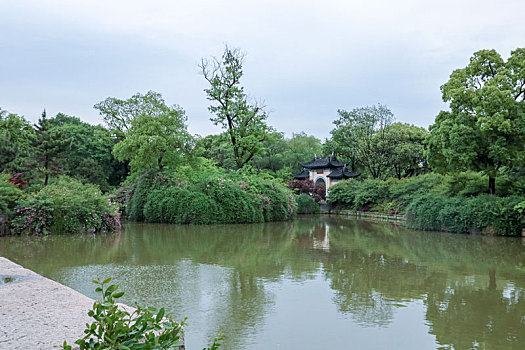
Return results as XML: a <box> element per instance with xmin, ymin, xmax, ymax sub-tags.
<box><xmin>300</xmin><ymin>156</ymin><xmax>345</xmax><ymax>169</ymax></box>
<box><xmin>327</xmin><ymin>168</ymin><xmax>360</xmax><ymax>179</ymax></box>
<box><xmin>292</xmin><ymin>170</ymin><xmax>310</xmax><ymax>179</ymax></box>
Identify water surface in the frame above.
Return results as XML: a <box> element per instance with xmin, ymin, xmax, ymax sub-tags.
<box><xmin>1</xmin><ymin>216</ymin><xmax>525</xmax><ymax>349</ymax></box>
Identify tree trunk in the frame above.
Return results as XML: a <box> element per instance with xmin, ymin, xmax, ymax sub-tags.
<box><xmin>488</xmin><ymin>176</ymin><xmax>496</xmax><ymax>195</ymax></box>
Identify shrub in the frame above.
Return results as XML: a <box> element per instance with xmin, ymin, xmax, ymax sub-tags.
<box><xmin>0</xmin><ymin>173</ymin><xmax>24</xmax><ymax>214</ymax></box>
<box><xmin>11</xmin><ymin>176</ymin><xmax>120</xmax><ymax>235</ymax></box>
<box><xmin>62</xmin><ymin>277</ymin><xmax>222</xmax><ymax>350</ymax></box>
<box><xmin>126</xmin><ymin>170</ymin><xmax>158</xmax><ymax>222</ymax></box>
<box><xmin>327</xmin><ymin>180</ymin><xmax>362</xmax><ymax>208</ymax></box>
<box><xmin>138</xmin><ymin>169</ymin><xmax>295</xmax><ymax>225</ymax></box>
<box><xmin>406</xmin><ymin>194</ymin><xmax>524</xmax><ymax>236</ymax></box>
<box><xmin>296</xmin><ymin>194</ymin><xmax>320</xmax><ymax>214</ymax></box>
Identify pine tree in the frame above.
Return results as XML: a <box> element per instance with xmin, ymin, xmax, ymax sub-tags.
<box><xmin>32</xmin><ymin>110</ymin><xmax>68</xmax><ymax>186</ymax></box>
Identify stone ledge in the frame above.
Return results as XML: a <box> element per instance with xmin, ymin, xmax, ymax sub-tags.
<box><xmin>320</xmin><ymin>209</ymin><xmax>406</xmax><ymax>223</ymax></box>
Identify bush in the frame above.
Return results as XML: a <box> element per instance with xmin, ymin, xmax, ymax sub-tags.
<box><xmin>406</xmin><ymin>194</ymin><xmax>525</xmax><ymax>236</ymax></box>
<box><xmin>0</xmin><ymin>173</ymin><xmax>24</xmax><ymax>214</ymax></box>
<box><xmin>126</xmin><ymin>170</ymin><xmax>157</xmax><ymax>221</ymax></box>
<box><xmin>296</xmin><ymin>194</ymin><xmax>320</xmax><ymax>214</ymax></box>
<box><xmin>63</xmin><ymin>278</ymin><xmax>222</xmax><ymax>350</ymax></box>
<box><xmin>139</xmin><ymin>170</ymin><xmax>294</xmax><ymax>225</ymax></box>
<box><xmin>11</xmin><ymin>176</ymin><xmax>120</xmax><ymax>235</ymax></box>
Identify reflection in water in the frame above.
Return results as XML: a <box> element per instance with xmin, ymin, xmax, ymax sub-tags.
<box><xmin>1</xmin><ymin>217</ymin><xmax>525</xmax><ymax>349</ymax></box>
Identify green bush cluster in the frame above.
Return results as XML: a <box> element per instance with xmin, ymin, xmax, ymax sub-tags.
<box><xmin>295</xmin><ymin>194</ymin><xmax>320</xmax><ymax>214</ymax></box>
<box><xmin>10</xmin><ymin>176</ymin><xmax>120</xmax><ymax>235</ymax></box>
<box><xmin>127</xmin><ymin>170</ymin><xmax>296</xmax><ymax>225</ymax></box>
<box><xmin>406</xmin><ymin>194</ymin><xmax>524</xmax><ymax>236</ymax></box>
<box><xmin>328</xmin><ymin>172</ymin><xmax>525</xmax><ymax>235</ymax></box>
<box><xmin>328</xmin><ymin>173</ymin><xmax>446</xmax><ymax>214</ymax></box>
<box><xmin>0</xmin><ymin>173</ymin><xmax>24</xmax><ymax>215</ymax></box>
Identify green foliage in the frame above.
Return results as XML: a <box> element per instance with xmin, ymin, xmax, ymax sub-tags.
<box><xmin>49</xmin><ymin>114</ymin><xmax>122</xmax><ymax>191</ymax></box>
<box><xmin>101</xmin><ymin>91</ymin><xmax>194</xmax><ymax>173</ymax></box>
<box><xmin>128</xmin><ymin>168</ymin><xmax>295</xmax><ymax>225</ymax></box>
<box><xmin>0</xmin><ymin>174</ymin><xmax>24</xmax><ymax>214</ymax></box>
<box><xmin>63</xmin><ymin>278</ymin><xmax>222</xmax><ymax>350</ymax></box>
<box><xmin>385</xmin><ymin>123</ymin><xmax>428</xmax><ymax>179</ymax></box>
<box><xmin>406</xmin><ymin>194</ymin><xmax>525</xmax><ymax>236</ymax></box>
<box><xmin>126</xmin><ymin>170</ymin><xmax>157</xmax><ymax>222</ymax></box>
<box><xmin>296</xmin><ymin>194</ymin><xmax>320</xmax><ymax>214</ymax></box>
<box><xmin>330</xmin><ymin>104</ymin><xmax>395</xmax><ymax>178</ymax></box>
<box><xmin>0</xmin><ymin>108</ymin><xmax>34</xmax><ymax>173</ymax></box>
<box><xmin>201</xmin><ymin>46</ymin><xmax>272</xmax><ymax>169</ymax></box>
<box><xmin>427</xmin><ymin>48</ymin><xmax>525</xmax><ymax>194</ymax></box>
<box><xmin>329</xmin><ymin>174</ymin><xmax>445</xmax><ymax>214</ymax></box>
<box><xmin>11</xmin><ymin>176</ymin><xmax>120</xmax><ymax>235</ymax></box>
<box><xmin>31</xmin><ymin>110</ymin><xmax>69</xmax><ymax>186</ymax></box>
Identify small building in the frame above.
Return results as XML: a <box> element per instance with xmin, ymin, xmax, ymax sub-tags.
<box><xmin>293</xmin><ymin>155</ymin><xmax>360</xmax><ymax>196</ymax></box>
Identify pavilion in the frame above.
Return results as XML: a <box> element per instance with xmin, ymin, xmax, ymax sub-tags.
<box><xmin>293</xmin><ymin>155</ymin><xmax>360</xmax><ymax>196</ymax></box>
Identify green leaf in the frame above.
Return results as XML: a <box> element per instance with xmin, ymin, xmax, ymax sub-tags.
<box><xmin>156</xmin><ymin>308</ymin><xmax>165</xmax><ymax>322</ymax></box>
<box><xmin>112</xmin><ymin>291</ymin><xmax>125</xmax><ymax>299</ymax></box>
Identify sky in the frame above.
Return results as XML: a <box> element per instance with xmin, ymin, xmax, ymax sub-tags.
<box><xmin>1</xmin><ymin>0</ymin><xmax>524</xmax><ymax>140</ymax></box>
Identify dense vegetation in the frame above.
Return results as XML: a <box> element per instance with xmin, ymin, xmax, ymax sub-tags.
<box><xmin>126</xmin><ymin>168</ymin><xmax>296</xmax><ymax>225</ymax></box>
<box><xmin>1</xmin><ymin>46</ymin><xmax>524</xmax><ymax>235</ymax></box>
<box><xmin>328</xmin><ymin>173</ymin><xmax>525</xmax><ymax>235</ymax></box>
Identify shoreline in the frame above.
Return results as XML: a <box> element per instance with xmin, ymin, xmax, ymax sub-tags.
<box><xmin>320</xmin><ymin>208</ymin><xmax>406</xmax><ymax>224</ymax></box>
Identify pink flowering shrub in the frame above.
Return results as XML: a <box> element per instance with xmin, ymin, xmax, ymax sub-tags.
<box><xmin>10</xmin><ymin>176</ymin><xmax>120</xmax><ymax>235</ymax></box>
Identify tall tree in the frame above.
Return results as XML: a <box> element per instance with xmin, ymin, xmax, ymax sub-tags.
<box><xmin>201</xmin><ymin>46</ymin><xmax>272</xmax><ymax>169</ymax></box>
<box><xmin>0</xmin><ymin>108</ymin><xmax>34</xmax><ymax>173</ymax></box>
<box><xmin>330</xmin><ymin>104</ymin><xmax>395</xmax><ymax>179</ymax></box>
<box><xmin>385</xmin><ymin>123</ymin><xmax>428</xmax><ymax>179</ymax></box>
<box><xmin>49</xmin><ymin>113</ymin><xmax>124</xmax><ymax>190</ymax></box>
<box><xmin>110</xmin><ymin>94</ymin><xmax>193</xmax><ymax>172</ymax></box>
<box><xmin>94</xmin><ymin>91</ymin><xmax>168</xmax><ymax>139</ymax></box>
<box><xmin>426</xmin><ymin>48</ymin><xmax>525</xmax><ymax>194</ymax></box>
<box><xmin>32</xmin><ymin>110</ymin><xmax>68</xmax><ymax>186</ymax></box>
<box><xmin>285</xmin><ymin>132</ymin><xmax>323</xmax><ymax>172</ymax></box>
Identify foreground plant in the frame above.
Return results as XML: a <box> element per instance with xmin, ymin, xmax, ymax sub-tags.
<box><xmin>63</xmin><ymin>278</ymin><xmax>222</xmax><ymax>350</ymax></box>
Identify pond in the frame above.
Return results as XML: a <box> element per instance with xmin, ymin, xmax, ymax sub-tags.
<box><xmin>1</xmin><ymin>216</ymin><xmax>525</xmax><ymax>349</ymax></box>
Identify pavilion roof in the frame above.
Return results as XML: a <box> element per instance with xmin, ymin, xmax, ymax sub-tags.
<box><xmin>292</xmin><ymin>170</ymin><xmax>310</xmax><ymax>179</ymax></box>
<box><xmin>327</xmin><ymin>168</ymin><xmax>360</xmax><ymax>179</ymax></box>
<box><xmin>299</xmin><ymin>155</ymin><xmax>345</xmax><ymax>169</ymax></box>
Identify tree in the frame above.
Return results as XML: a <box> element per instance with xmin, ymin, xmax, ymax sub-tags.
<box><xmin>385</xmin><ymin>123</ymin><xmax>428</xmax><ymax>179</ymax></box>
<box><xmin>201</xmin><ymin>46</ymin><xmax>272</xmax><ymax>169</ymax></box>
<box><xmin>110</xmin><ymin>94</ymin><xmax>193</xmax><ymax>172</ymax></box>
<box><xmin>285</xmin><ymin>132</ymin><xmax>323</xmax><ymax>173</ymax></box>
<box><xmin>0</xmin><ymin>108</ymin><xmax>34</xmax><ymax>173</ymax></box>
<box><xmin>31</xmin><ymin>110</ymin><xmax>68</xmax><ymax>186</ymax></box>
<box><xmin>330</xmin><ymin>104</ymin><xmax>395</xmax><ymax>178</ymax></box>
<box><xmin>94</xmin><ymin>91</ymin><xmax>170</xmax><ymax>139</ymax></box>
<box><xmin>427</xmin><ymin>48</ymin><xmax>525</xmax><ymax>195</ymax></box>
<box><xmin>193</xmin><ymin>134</ymin><xmax>237</xmax><ymax>170</ymax></box>
<box><xmin>252</xmin><ymin>132</ymin><xmax>288</xmax><ymax>172</ymax></box>
<box><xmin>49</xmin><ymin>114</ymin><xmax>121</xmax><ymax>191</ymax></box>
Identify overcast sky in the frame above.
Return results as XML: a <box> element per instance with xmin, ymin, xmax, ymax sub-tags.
<box><xmin>1</xmin><ymin>0</ymin><xmax>524</xmax><ymax>139</ymax></box>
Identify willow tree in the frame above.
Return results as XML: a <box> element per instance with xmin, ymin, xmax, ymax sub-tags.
<box><xmin>201</xmin><ymin>47</ymin><xmax>272</xmax><ymax>169</ymax></box>
<box><xmin>427</xmin><ymin>48</ymin><xmax>525</xmax><ymax>195</ymax></box>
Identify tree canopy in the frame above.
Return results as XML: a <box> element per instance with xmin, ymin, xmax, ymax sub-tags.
<box><xmin>109</xmin><ymin>93</ymin><xmax>193</xmax><ymax>173</ymax></box>
<box><xmin>426</xmin><ymin>48</ymin><xmax>525</xmax><ymax>194</ymax></box>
